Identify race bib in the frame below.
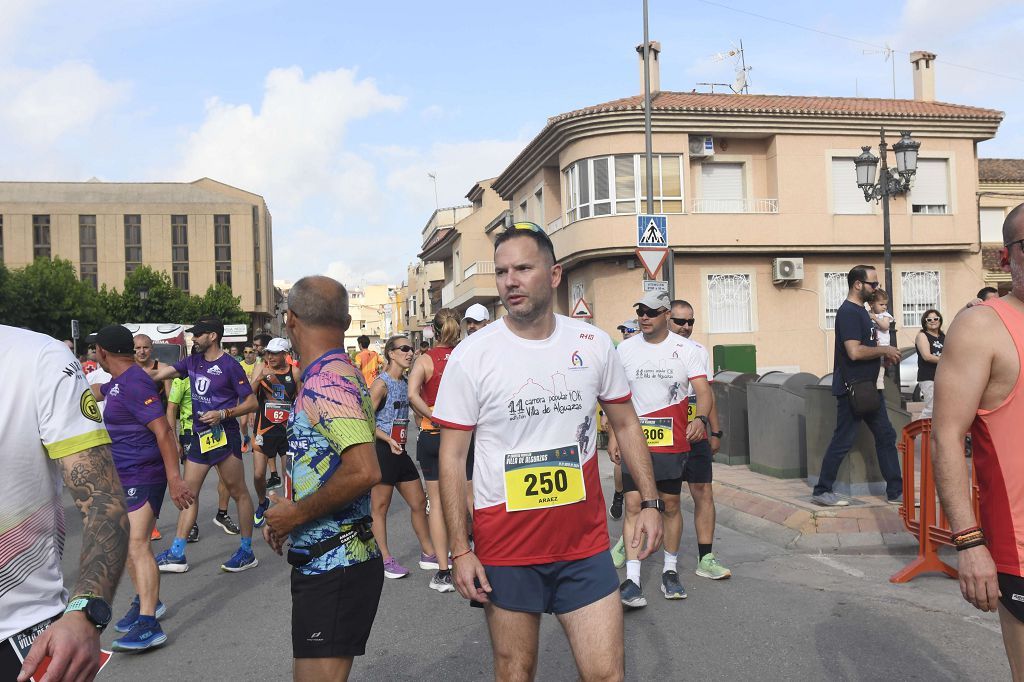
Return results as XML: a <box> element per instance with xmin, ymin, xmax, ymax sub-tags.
<box><xmin>687</xmin><ymin>403</ymin><xmax>696</xmax><ymax>421</ymax></box>
<box><xmin>264</xmin><ymin>400</ymin><xmax>291</xmax><ymax>424</ymax></box>
<box><xmin>640</xmin><ymin>417</ymin><xmax>674</xmax><ymax>448</ymax></box>
<box><xmin>390</xmin><ymin>418</ymin><xmax>409</xmax><ymax>446</ymax></box>
<box><xmin>198</xmin><ymin>428</ymin><xmax>227</xmax><ymax>454</ymax></box>
<box><xmin>504</xmin><ymin>444</ymin><xmax>585</xmax><ymax>512</ymax></box>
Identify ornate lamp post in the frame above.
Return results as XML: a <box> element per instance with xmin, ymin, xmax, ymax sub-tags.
<box><xmin>854</xmin><ymin>129</ymin><xmax>921</xmax><ymax>391</ymax></box>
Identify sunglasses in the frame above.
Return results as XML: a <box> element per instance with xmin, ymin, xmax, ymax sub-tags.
<box><xmin>860</xmin><ymin>280</ymin><xmax>880</xmax><ymax>288</ymax></box>
<box><xmin>636</xmin><ymin>306</ymin><xmax>666</xmax><ymax>319</ymax></box>
<box><xmin>924</xmin><ymin>317</ymin><xmax>941</xmax><ymax>322</ymax></box>
<box><xmin>392</xmin><ymin>345</ymin><xmax>414</xmax><ymax>353</ymax></box>
<box><xmin>672</xmin><ymin>317</ymin><xmax>695</xmax><ymax>326</ymax></box>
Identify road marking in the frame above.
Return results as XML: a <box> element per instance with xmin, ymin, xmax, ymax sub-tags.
<box><xmin>806</xmin><ymin>553</ymin><xmax>865</xmax><ymax>578</ymax></box>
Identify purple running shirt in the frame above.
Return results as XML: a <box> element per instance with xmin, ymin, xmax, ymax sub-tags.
<box><xmin>173</xmin><ymin>352</ymin><xmax>253</xmax><ymax>433</ymax></box>
<box><xmin>100</xmin><ymin>364</ymin><xmax>166</xmax><ymax>486</ymax></box>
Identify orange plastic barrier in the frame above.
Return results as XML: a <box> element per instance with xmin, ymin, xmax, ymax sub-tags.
<box><xmin>890</xmin><ymin>418</ymin><xmax>981</xmax><ymax>583</ymax></box>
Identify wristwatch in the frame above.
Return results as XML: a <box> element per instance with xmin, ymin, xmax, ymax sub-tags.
<box><xmin>711</xmin><ymin>430</ymin><xmax>723</xmax><ymax>439</ymax></box>
<box><xmin>64</xmin><ymin>594</ymin><xmax>112</xmax><ymax>631</ymax></box>
<box><xmin>696</xmin><ymin>415</ymin><xmax>710</xmax><ymax>429</ymax></box>
<box><xmin>640</xmin><ymin>498</ymin><xmax>665</xmax><ymax>513</ymax></box>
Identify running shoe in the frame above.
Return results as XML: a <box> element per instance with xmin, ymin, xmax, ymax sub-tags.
<box><xmin>253</xmin><ymin>498</ymin><xmax>269</xmax><ymax>528</ymax></box>
<box><xmin>619</xmin><ymin>579</ymin><xmax>647</xmax><ymax>609</ymax></box>
<box><xmin>609</xmin><ymin>490</ymin><xmax>624</xmax><ymax>520</ymax></box>
<box><xmin>429</xmin><ymin>571</ymin><xmax>455</xmax><ymax>593</ymax></box>
<box><xmin>661</xmin><ymin>571</ymin><xmax>687</xmax><ymax>600</ymax></box>
<box><xmin>887</xmin><ymin>494</ymin><xmax>904</xmax><ymax>506</ymax></box>
<box><xmin>150</xmin><ymin>527</ymin><xmax>162</xmax><ymax>541</ymax></box>
<box><xmin>221</xmin><ymin>547</ymin><xmax>258</xmax><ymax>573</ymax></box>
<box><xmin>384</xmin><ymin>556</ymin><xmax>410</xmax><ymax>579</ymax></box>
<box><xmin>114</xmin><ymin>596</ymin><xmax>167</xmax><ymax>633</ymax></box>
<box><xmin>419</xmin><ymin>552</ymin><xmax>440</xmax><ymax>570</ymax></box>
<box><xmin>695</xmin><ymin>553</ymin><xmax>732</xmax><ymax>580</ymax></box>
<box><xmin>811</xmin><ymin>492</ymin><xmax>849</xmax><ymax>507</ymax></box>
<box><xmin>611</xmin><ymin>535</ymin><xmax>626</xmax><ymax>569</ymax></box>
<box><xmin>267</xmin><ymin>472</ymin><xmax>282</xmax><ymax>490</ymax></box>
<box><xmin>187</xmin><ymin>522</ymin><xmax>200</xmax><ymax>543</ymax></box>
<box><xmin>155</xmin><ymin>549</ymin><xmax>189</xmax><ymax>573</ymax></box>
<box><xmin>112</xmin><ymin>617</ymin><xmax>167</xmax><ymax>652</ymax></box>
<box><xmin>214</xmin><ymin>511</ymin><xmax>240</xmax><ymax>535</ymax></box>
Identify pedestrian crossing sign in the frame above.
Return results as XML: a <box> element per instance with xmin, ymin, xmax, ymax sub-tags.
<box><xmin>637</xmin><ymin>215</ymin><xmax>667</xmax><ymax>247</ymax></box>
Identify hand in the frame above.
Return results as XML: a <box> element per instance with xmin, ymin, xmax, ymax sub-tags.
<box><xmin>631</xmin><ymin>507</ymin><xmax>664</xmax><ymax>560</ymax></box>
<box><xmin>710</xmin><ymin>435</ymin><xmax>721</xmax><ymax>454</ymax></box>
<box><xmin>264</xmin><ymin>491</ymin><xmax>303</xmax><ymax>537</ymax></box>
<box><xmin>18</xmin><ymin>612</ymin><xmax>100</xmax><ymax>682</ymax></box>
<box><xmin>882</xmin><ymin>346</ymin><xmax>902</xmax><ymax>365</ymax></box>
<box><xmin>198</xmin><ymin>410</ymin><xmax>224</xmax><ymax>426</ymax></box>
<box><xmin>451</xmin><ymin>551</ymin><xmax>492</xmax><ymax>603</ymax></box>
<box><xmin>686</xmin><ymin>418</ymin><xmax>706</xmax><ymax>442</ymax></box>
<box><xmin>168</xmin><ymin>476</ymin><xmax>195</xmax><ymax>511</ymax></box>
<box><xmin>957</xmin><ymin>545</ymin><xmax>1000</xmax><ymax>612</ymax></box>
<box><xmin>608</xmin><ymin>440</ymin><xmax>621</xmax><ymax>464</ymax></box>
<box><xmin>388</xmin><ymin>438</ymin><xmax>402</xmax><ymax>455</ymax></box>
<box><xmin>263</xmin><ymin>525</ymin><xmax>285</xmax><ymax>555</ymax></box>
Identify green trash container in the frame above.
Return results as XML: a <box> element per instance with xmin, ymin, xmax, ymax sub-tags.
<box><xmin>713</xmin><ymin>344</ymin><xmax>756</xmax><ymax>374</ymax></box>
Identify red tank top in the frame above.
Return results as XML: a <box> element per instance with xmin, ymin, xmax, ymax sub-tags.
<box><xmin>970</xmin><ymin>298</ymin><xmax>1024</xmax><ymax>577</ymax></box>
<box><xmin>419</xmin><ymin>346</ymin><xmax>452</xmax><ymax>431</ymax></box>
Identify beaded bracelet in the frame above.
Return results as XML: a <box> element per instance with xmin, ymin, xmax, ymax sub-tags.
<box><xmin>951</xmin><ymin>526</ymin><xmax>983</xmax><ymax>544</ymax></box>
<box><xmin>955</xmin><ymin>538</ymin><xmax>987</xmax><ymax>552</ymax></box>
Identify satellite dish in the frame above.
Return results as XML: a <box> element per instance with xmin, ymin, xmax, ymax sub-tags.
<box><xmin>732</xmin><ymin>70</ymin><xmax>747</xmax><ymax>94</ymax></box>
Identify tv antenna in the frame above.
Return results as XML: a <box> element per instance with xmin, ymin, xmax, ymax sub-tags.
<box><xmin>863</xmin><ymin>43</ymin><xmax>896</xmax><ymax>98</ymax></box>
<box><xmin>708</xmin><ymin>39</ymin><xmax>752</xmax><ymax>94</ymax></box>
<box><xmin>427</xmin><ymin>171</ymin><xmax>439</xmax><ymax>211</ymax></box>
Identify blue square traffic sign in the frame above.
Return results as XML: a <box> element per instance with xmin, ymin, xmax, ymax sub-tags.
<box><xmin>637</xmin><ymin>215</ymin><xmax>667</xmax><ymax>247</ymax></box>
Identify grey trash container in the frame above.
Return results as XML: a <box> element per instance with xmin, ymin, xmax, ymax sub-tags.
<box><xmin>711</xmin><ymin>370</ymin><xmax>758</xmax><ymax>465</ymax></box>
<box><xmin>746</xmin><ymin>371</ymin><xmax>819</xmax><ymax>478</ymax></box>
<box><xmin>806</xmin><ymin>373</ymin><xmax>911</xmax><ymax>496</ymax></box>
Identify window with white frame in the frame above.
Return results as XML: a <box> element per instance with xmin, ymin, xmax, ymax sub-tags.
<box><xmin>564</xmin><ymin>154</ymin><xmax>684</xmax><ymax>224</ymax></box>
<box><xmin>707</xmin><ymin>274</ymin><xmax>753</xmax><ymax>333</ymax></box>
<box><xmin>901</xmin><ymin>270</ymin><xmax>941</xmax><ymax>328</ymax></box>
<box><xmin>823</xmin><ymin>272</ymin><xmax>848</xmax><ymax>329</ymax></box>
<box><xmin>831</xmin><ymin>157</ymin><xmax>872</xmax><ymax>214</ymax></box>
<box><xmin>911</xmin><ymin>159</ymin><xmax>950</xmax><ymax>214</ymax></box>
<box><xmin>980</xmin><ymin>207</ymin><xmax>1005</xmax><ymax>243</ymax></box>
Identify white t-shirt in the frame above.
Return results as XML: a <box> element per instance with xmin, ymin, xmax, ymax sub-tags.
<box><xmin>617</xmin><ymin>331</ymin><xmax>707</xmax><ymax>453</ymax></box>
<box><xmin>88</xmin><ymin>367</ymin><xmax>113</xmax><ymax>416</ymax></box>
<box><xmin>432</xmin><ymin>315</ymin><xmax>631</xmax><ymax>566</ymax></box>
<box><xmin>873</xmin><ymin>311</ymin><xmax>895</xmax><ymax>346</ymax></box>
<box><xmin>0</xmin><ymin>326</ymin><xmax>111</xmax><ymax>640</ymax></box>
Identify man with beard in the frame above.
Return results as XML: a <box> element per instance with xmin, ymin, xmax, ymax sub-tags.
<box><xmin>811</xmin><ymin>265</ymin><xmax>903</xmax><ymax>507</ymax></box>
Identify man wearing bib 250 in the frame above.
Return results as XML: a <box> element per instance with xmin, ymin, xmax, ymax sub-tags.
<box><xmin>610</xmin><ymin>291</ymin><xmax>712</xmax><ymax>606</ymax></box>
<box><xmin>433</xmin><ymin>222</ymin><xmax>664</xmax><ymax>681</ymax></box>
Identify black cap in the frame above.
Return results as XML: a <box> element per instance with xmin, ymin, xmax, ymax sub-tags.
<box><xmin>186</xmin><ymin>317</ymin><xmax>225</xmax><ymax>340</ymax></box>
<box><xmin>88</xmin><ymin>325</ymin><xmax>135</xmax><ymax>354</ymax></box>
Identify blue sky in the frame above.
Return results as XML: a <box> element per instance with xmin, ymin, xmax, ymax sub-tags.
<box><xmin>1</xmin><ymin>0</ymin><xmax>1022</xmax><ymax>285</ymax></box>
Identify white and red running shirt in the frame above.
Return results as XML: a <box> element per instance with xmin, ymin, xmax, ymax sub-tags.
<box><xmin>432</xmin><ymin>315</ymin><xmax>631</xmax><ymax>566</ymax></box>
<box><xmin>616</xmin><ymin>331</ymin><xmax>707</xmax><ymax>454</ymax></box>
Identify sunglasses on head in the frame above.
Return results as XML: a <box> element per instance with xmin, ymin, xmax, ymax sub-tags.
<box><xmin>672</xmin><ymin>317</ymin><xmax>695</xmax><ymax>326</ymax></box>
<box><xmin>636</xmin><ymin>306</ymin><xmax>666</xmax><ymax>319</ymax></box>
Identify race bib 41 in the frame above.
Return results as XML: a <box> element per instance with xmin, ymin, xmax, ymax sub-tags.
<box><xmin>198</xmin><ymin>428</ymin><xmax>228</xmax><ymax>453</ymax></box>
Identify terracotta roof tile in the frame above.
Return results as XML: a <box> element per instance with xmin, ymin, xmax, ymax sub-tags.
<box><xmin>979</xmin><ymin>159</ymin><xmax>1024</xmax><ymax>182</ymax></box>
<box><xmin>550</xmin><ymin>92</ymin><xmax>1003</xmax><ymax>124</ymax></box>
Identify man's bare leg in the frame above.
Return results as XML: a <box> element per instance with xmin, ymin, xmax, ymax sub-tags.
<box><xmin>216</xmin><ymin>455</ymin><xmax>254</xmax><ymax>538</ymax></box>
<box><xmin>126</xmin><ymin>505</ymin><xmax>159</xmax><ymax>615</ymax></box>
<box><xmin>253</xmin><ymin>448</ymin><xmax>269</xmax><ymax>505</ymax></box>
<box><xmin>662</xmin><ymin>494</ymin><xmax>682</xmax><ymax>555</ymax></box>
<box><xmin>557</xmin><ymin>591</ymin><xmax>624</xmax><ymax>681</ymax></box>
<box><xmin>688</xmin><ymin>482</ymin><xmax>715</xmax><ymax>546</ymax></box>
<box><xmin>484</xmin><ymin>603</ymin><xmax>541</xmax><ymax>682</ymax></box>
<box><xmin>294</xmin><ymin>656</ymin><xmax>353</xmax><ymax>682</ymax></box>
<box><xmin>999</xmin><ymin>603</ymin><xmax>1024</xmax><ymax>682</ymax></box>
<box><xmin>174</xmin><ymin>461</ymin><xmax>211</xmax><ymax>539</ymax></box>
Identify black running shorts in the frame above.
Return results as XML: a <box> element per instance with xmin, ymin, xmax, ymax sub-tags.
<box><xmin>375</xmin><ymin>439</ymin><xmax>421</xmax><ymax>486</ymax></box>
<box><xmin>291</xmin><ymin>556</ymin><xmax>384</xmax><ymax>658</ymax></box>
<box><xmin>256</xmin><ymin>429</ymin><xmax>289</xmax><ymax>459</ymax></box>
<box><xmin>416</xmin><ymin>430</ymin><xmax>474</xmax><ymax>482</ymax></box>
<box><xmin>999</xmin><ymin>572</ymin><xmax>1024</xmax><ymax>623</ymax></box>
<box><xmin>682</xmin><ymin>438</ymin><xmax>714</xmax><ymax>483</ymax></box>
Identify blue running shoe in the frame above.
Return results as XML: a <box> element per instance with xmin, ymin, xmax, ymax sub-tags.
<box><xmin>115</xmin><ymin>596</ymin><xmax>167</xmax><ymax>633</ymax></box>
<box><xmin>253</xmin><ymin>498</ymin><xmax>269</xmax><ymax>528</ymax></box>
<box><xmin>155</xmin><ymin>549</ymin><xmax>189</xmax><ymax>573</ymax></box>
<box><xmin>112</xmin><ymin>618</ymin><xmax>167</xmax><ymax>652</ymax></box>
<box><xmin>221</xmin><ymin>547</ymin><xmax>258</xmax><ymax>573</ymax></box>
<box><xmin>619</xmin><ymin>579</ymin><xmax>647</xmax><ymax>609</ymax></box>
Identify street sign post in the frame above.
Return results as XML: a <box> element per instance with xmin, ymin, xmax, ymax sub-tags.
<box><xmin>571</xmin><ymin>298</ymin><xmax>593</xmax><ymax>319</ymax></box>
<box><xmin>70</xmin><ymin>319</ymin><xmax>80</xmax><ymax>356</ymax></box>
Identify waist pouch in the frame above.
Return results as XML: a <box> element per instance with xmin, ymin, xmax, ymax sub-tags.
<box><xmin>287</xmin><ymin>516</ymin><xmax>374</xmax><ymax>567</ymax></box>
<box><xmin>846</xmin><ymin>378</ymin><xmax>881</xmax><ymax>418</ymax></box>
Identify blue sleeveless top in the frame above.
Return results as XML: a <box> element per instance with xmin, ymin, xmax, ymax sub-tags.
<box><xmin>375</xmin><ymin>372</ymin><xmax>409</xmax><ymax>433</ymax></box>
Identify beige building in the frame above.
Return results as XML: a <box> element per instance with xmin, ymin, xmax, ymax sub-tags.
<box><xmin>403</xmin><ymin>260</ymin><xmax>445</xmax><ymax>345</ymax></box>
<box><xmin>349</xmin><ymin>284</ymin><xmax>403</xmax><ymax>349</ymax></box>
<box><xmin>978</xmin><ymin>159</ymin><xmax>1024</xmax><ymax>292</ymax></box>
<box><xmin>0</xmin><ymin>177</ymin><xmax>275</xmax><ymax>330</ymax></box>
<box><xmin>484</xmin><ymin>49</ymin><xmax>1002</xmax><ymax>375</ymax></box>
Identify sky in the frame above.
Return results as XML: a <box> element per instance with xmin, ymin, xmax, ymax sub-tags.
<box><xmin>2</xmin><ymin>0</ymin><xmax>1022</xmax><ymax>287</ymax></box>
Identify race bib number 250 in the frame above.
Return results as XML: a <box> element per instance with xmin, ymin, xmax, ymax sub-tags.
<box><xmin>504</xmin><ymin>445</ymin><xmax>586</xmax><ymax>512</ymax></box>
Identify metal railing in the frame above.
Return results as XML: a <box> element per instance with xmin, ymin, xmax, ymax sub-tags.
<box><xmin>691</xmin><ymin>198</ymin><xmax>779</xmax><ymax>214</ymax></box>
<box><xmin>463</xmin><ymin>261</ymin><xmax>495</xmax><ymax>279</ymax></box>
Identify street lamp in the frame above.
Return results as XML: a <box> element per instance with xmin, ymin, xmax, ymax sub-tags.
<box><xmin>854</xmin><ymin>129</ymin><xmax>921</xmax><ymax>394</ymax></box>
<box><xmin>138</xmin><ymin>286</ymin><xmax>149</xmax><ymax>321</ymax></box>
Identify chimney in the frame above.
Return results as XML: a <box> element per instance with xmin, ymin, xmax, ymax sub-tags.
<box><xmin>910</xmin><ymin>50</ymin><xmax>937</xmax><ymax>102</ymax></box>
<box><xmin>635</xmin><ymin>40</ymin><xmax>661</xmax><ymax>94</ymax></box>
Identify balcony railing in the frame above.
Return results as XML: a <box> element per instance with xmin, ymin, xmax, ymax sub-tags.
<box><xmin>463</xmin><ymin>261</ymin><xmax>495</xmax><ymax>279</ymax></box>
<box><xmin>691</xmin><ymin>198</ymin><xmax>779</xmax><ymax>214</ymax></box>
<box><xmin>441</xmin><ymin>282</ymin><xmax>455</xmax><ymax>306</ymax></box>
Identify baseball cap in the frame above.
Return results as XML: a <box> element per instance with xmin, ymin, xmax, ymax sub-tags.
<box><xmin>86</xmin><ymin>324</ymin><xmax>135</xmax><ymax>354</ymax></box>
<box><xmin>465</xmin><ymin>303</ymin><xmax>490</xmax><ymax>322</ymax></box>
<box><xmin>266</xmin><ymin>337</ymin><xmax>291</xmax><ymax>353</ymax></box>
<box><xmin>617</xmin><ymin>319</ymin><xmax>639</xmax><ymax>332</ymax></box>
<box><xmin>185</xmin><ymin>317</ymin><xmax>225</xmax><ymax>339</ymax></box>
<box><xmin>634</xmin><ymin>291</ymin><xmax>671</xmax><ymax>311</ymax></box>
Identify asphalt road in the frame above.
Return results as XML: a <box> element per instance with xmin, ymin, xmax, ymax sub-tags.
<box><xmin>58</xmin><ymin>433</ymin><xmax>1009</xmax><ymax>681</ymax></box>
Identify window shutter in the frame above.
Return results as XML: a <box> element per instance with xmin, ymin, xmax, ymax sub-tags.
<box><xmin>701</xmin><ymin>163</ymin><xmax>743</xmax><ymax>200</ymax></box>
<box><xmin>911</xmin><ymin>159</ymin><xmax>949</xmax><ymax>207</ymax></box>
<box><xmin>980</xmin><ymin>207</ymin><xmax>1004</xmax><ymax>243</ymax></box>
<box><xmin>832</xmin><ymin>158</ymin><xmax>871</xmax><ymax>214</ymax></box>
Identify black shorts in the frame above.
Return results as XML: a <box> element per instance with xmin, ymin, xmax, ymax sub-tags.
<box><xmin>375</xmin><ymin>440</ymin><xmax>421</xmax><ymax>486</ymax></box>
<box><xmin>621</xmin><ymin>472</ymin><xmax>684</xmax><ymax>496</ymax></box>
<box><xmin>256</xmin><ymin>429</ymin><xmax>289</xmax><ymax>459</ymax></box>
<box><xmin>999</xmin><ymin>573</ymin><xmax>1024</xmax><ymax>622</ymax></box>
<box><xmin>291</xmin><ymin>556</ymin><xmax>385</xmax><ymax>658</ymax></box>
<box><xmin>682</xmin><ymin>439</ymin><xmax>713</xmax><ymax>483</ymax></box>
<box><xmin>621</xmin><ymin>449</ymin><xmax>685</xmax><ymax>495</ymax></box>
<box><xmin>483</xmin><ymin>551</ymin><xmax>619</xmax><ymax>615</ymax></box>
<box><xmin>416</xmin><ymin>430</ymin><xmax>475</xmax><ymax>482</ymax></box>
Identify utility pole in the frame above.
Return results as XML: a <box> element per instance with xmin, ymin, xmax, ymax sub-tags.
<box><xmin>641</xmin><ymin>0</ymin><xmax>672</xmax><ymax>296</ymax></box>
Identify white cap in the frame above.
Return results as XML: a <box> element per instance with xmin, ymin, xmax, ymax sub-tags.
<box><xmin>266</xmin><ymin>337</ymin><xmax>291</xmax><ymax>353</ymax></box>
<box><xmin>634</xmin><ymin>291</ymin><xmax>670</xmax><ymax>311</ymax></box>
<box><xmin>465</xmin><ymin>303</ymin><xmax>490</xmax><ymax>322</ymax></box>
<box><xmin>617</xmin><ymin>319</ymin><xmax>639</xmax><ymax>331</ymax></box>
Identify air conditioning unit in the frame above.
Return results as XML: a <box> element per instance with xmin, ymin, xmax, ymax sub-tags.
<box><xmin>688</xmin><ymin>135</ymin><xmax>714</xmax><ymax>158</ymax></box>
<box><xmin>772</xmin><ymin>257</ymin><xmax>804</xmax><ymax>282</ymax></box>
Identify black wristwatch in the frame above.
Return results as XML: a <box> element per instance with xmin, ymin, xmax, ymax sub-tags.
<box><xmin>696</xmin><ymin>415</ymin><xmax>710</xmax><ymax>429</ymax></box>
<box><xmin>640</xmin><ymin>498</ymin><xmax>665</xmax><ymax>513</ymax></box>
<box><xmin>64</xmin><ymin>594</ymin><xmax>112</xmax><ymax>631</ymax></box>
<box><xmin>711</xmin><ymin>430</ymin><xmax>723</xmax><ymax>439</ymax></box>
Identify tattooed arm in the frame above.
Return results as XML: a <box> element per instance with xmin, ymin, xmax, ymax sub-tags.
<box><xmin>18</xmin><ymin>444</ymin><xmax>129</xmax><ymax>682</ymax></box>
